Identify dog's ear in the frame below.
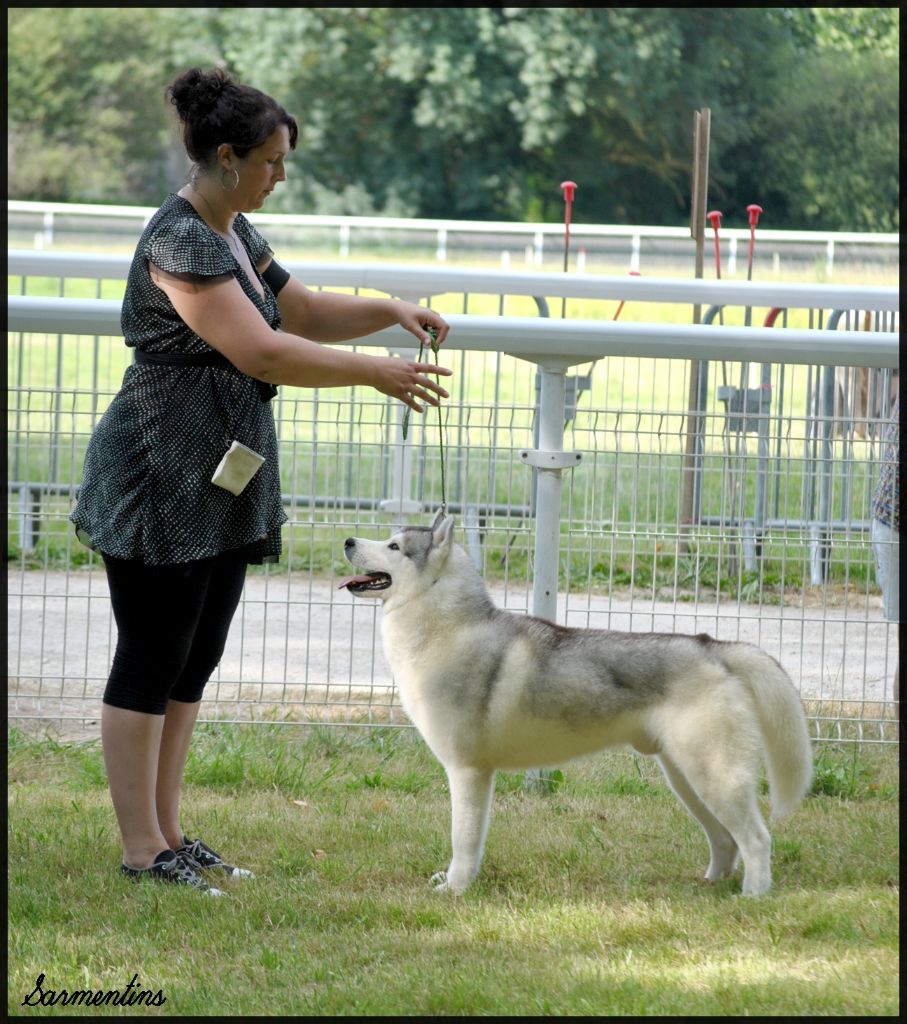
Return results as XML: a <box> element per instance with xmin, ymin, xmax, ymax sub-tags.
<box><xmin>431</xmin><ymin>511</ymin><xmax>455</xmax><ymax>554</ymax></box>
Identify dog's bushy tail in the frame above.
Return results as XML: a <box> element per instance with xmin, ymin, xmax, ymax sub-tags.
<box><xmin>726</xmin><ymin>646</ymin><xmax>814</xmax><ymax>819</ymax></box>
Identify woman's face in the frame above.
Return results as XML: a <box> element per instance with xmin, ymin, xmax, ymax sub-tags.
<box><xmin>230</xmin><ymin>124</ymin><xmax>291</xmax><ymax>212</ymax></box>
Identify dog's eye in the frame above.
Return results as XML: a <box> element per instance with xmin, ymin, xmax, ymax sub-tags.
<box><xmin>388</xmin><ymin>542</ymin><xmax>399</xmax><ymax>551</ymax></box>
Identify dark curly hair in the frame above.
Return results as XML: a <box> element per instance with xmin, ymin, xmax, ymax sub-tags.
<box><xmin>168</xmin><ymin>67</ymin><xmax>298</xmax><ymax>167</ymax></box>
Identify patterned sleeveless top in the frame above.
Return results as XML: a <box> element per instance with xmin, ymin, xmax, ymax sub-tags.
<box><xmin>70</xmin><ymin>193</ymin><xmax>287</xmax><ymax>565</ymax></box>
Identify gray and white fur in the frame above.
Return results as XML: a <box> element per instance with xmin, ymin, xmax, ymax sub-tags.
<box><xmin>340</xmin><ymin>511</ymin><xmax>813</xmax><ymax>896</ymax></box>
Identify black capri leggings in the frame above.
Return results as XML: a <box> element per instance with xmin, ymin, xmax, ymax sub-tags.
<box><xmin>102</xmin><ymin>549</ymin><xmax>248</xmax><ymax>715</ymax></box>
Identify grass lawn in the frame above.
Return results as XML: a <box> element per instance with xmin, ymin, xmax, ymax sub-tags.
<box><xmin>7</xmin><ymin>724</ymin><xmax>899</xmax><ymax>1017</ymax></box>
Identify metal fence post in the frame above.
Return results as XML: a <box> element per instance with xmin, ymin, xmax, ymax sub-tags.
<box><xmin>519</xmin><ymin>358</ymin><xmax>583</xmax><ymax>791</ymax></box>
<box><xmin>807</xmin><ymin>309</ymin><xmax>851</xmax><ymax>583</ymax></box>
<box><xmin>811</xmin><ymin>363</ymin><xmax>837</xmax><ymax>584</ymax></box>
<box><xmin>753</xmin><ymin>368</ymin><xmax>772</xmax><ymax>562</ymax></box>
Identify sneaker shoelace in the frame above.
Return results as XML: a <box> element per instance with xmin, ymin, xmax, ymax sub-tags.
<box><xmin>166</xmin><ymin>851</ymin><xmax>211</xmax><ymax>887</ymax></box>
<box><xmin>181</xmin><ymin>839</ymin><xmax>213</xmax><ymax>868</ymax></box>
<box><xmin>181</xmin><ymin>837</ymin><xmax>254</xmax><ymax>878</ymax></box>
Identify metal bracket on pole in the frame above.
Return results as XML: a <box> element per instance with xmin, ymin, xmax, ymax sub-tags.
<box><xmin>519</xmin><ymin>450</ymin><xmax>582</xmax><ymax>470</ymax></box>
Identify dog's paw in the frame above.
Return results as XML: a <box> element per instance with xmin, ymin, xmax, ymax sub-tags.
<box><xmin>430</xmin><ymin>870</ymin><xmax>472</xmax><ymax>894</ymax></box>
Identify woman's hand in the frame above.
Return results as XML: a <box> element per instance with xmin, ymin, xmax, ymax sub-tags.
<box><xmin>367</xmin><ymin>353</ymin><xmax>452</xmax><ymax>413</ymax></box>
<box><xmin>394</xmin><ymin>301</ymin><xmax>450</xmax><ymax>349</ymax></box>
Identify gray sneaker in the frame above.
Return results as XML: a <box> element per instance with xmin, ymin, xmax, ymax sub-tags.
<box><xmin>120</xmin><ymin>849</ymin><xmax>224</xmax><ymax>896</ymax></box>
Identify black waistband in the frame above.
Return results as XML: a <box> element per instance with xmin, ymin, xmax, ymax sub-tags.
<box><xmin>132</xmin><ymin>348</ymin><xmax>277</xmax><ymax>402</ymax></box>
<box><xmin>133</xmin><ymin>348</ymin><xmax>232</xmax><ymax>368</ymax></box>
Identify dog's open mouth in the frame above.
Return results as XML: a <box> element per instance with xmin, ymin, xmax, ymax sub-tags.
<box><xmin>337</xmin><ymin>572</ymin><xmax>392</xmax><ymax>593</ymax></box>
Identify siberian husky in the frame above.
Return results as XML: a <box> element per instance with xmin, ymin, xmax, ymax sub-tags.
<box><xmin>339</xmin><ymin>512</ymin><xmax>813</xmax><ymax>896</ymax></box>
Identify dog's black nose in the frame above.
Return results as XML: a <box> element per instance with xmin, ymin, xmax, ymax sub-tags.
<box><xmin>344</xmin><ymin>537</ymin><xmax>355</xmax><ymax>550</ymax></box>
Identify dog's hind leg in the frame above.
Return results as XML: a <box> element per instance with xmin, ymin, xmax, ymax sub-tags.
<box><xmin>655</xmin><ymin>752</ymin><xmax>739</xmax><ymax>883</ymax></box>
<box><xmin>659</xmin><ymin>733</ymin><xmax>772</xmax><ymax>896</ymax></box>
<box><xmin>432</xmin><ymin>766</ymin><xmax>496</xmax><ymax>894</ymax></box>
<box><xmin>700</xmin><ymin>787</ymin><xmax>770</xmax><ymax>897</ymax></box>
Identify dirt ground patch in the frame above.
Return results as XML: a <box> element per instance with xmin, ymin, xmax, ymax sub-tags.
<box><xmin>8</xmin><ymin>569</ymin><xmax>898</xmax><ymax>742</ymax></box>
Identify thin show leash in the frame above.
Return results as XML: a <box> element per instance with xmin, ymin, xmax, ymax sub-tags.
<box><xmin>401</xmin><ymin>326</ymin><xmax>447</xmax><ymax>513</ymax></box>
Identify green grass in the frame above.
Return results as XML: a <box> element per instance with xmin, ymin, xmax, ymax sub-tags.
<box><xmin>7</xmin><ymin>724</ymin><xmax>899</xmax><ymax>1016</ymax></box>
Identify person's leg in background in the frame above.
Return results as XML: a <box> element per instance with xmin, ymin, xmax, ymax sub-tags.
<box><xmin>871</xmin><ymin>518</ymin><xmax>899</xmax><ymax>720</ymax></box>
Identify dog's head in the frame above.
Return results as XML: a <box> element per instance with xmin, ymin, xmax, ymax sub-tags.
<box><xmin>339</xmin><ymin>508</ymin><xmax>455</xmax><ymax>604</ymax></box>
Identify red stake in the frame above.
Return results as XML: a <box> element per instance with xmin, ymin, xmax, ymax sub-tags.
<box><xmin>707</xmin><ymin>210</ymin><xmax>724</xmax><ymax>325</ymax></box>
<box><xmin>744</xmin><ymin>204</ymin><xmax>763</xmax><ymax>327</ymax></box>
<box><xmin>559</xmin><ymin>180</ymin><xmax>578</xmax><ymax>317</ymax></box>
<box><xmin>746</xmin><ymin>204</ymin><xmax>763</xmax><ymax>282</ymax></box>
<box><xmin>707</xmin><ymin>210</ymin><xmax>723</xmax><ymax>279</ymax></box>
<box><xmin>613</xmin><ymin>270</ymin><xmax>641</xmax><ymax>320</ymax></box>
<box><xmin>560</xmin><ymin>180</ymin><xmax>577</xmax><ymax>269</ymax></box>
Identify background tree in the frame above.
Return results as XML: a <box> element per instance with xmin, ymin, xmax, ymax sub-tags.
<box><xmin>6</xmin><ymin>6</ymin><xmax>899</xmax><ymax>231</ymax></box>
<box><xmin>739</xmin><ymin>7</ymin><xmax>900</xmax><ymax>231</ymax></box>
<box><xmin>7</xmin><ymin>8</ymin><xmax>200</xmax><ymax>203</ymax></box>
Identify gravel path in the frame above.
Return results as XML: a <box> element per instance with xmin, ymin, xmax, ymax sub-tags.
<box><xmin>8</xmin><ymin>569</ymin><xmax>896</xmax><ymax>740</ymax></box>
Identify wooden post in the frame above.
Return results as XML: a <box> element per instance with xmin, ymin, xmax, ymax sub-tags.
<box><xmin>680</xmin><ymin>108</ymin><xmax>711</xmax><ymax>551</ymax></box>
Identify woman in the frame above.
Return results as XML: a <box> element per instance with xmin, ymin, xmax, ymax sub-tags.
<box><xmin>71</xmin><ymin>67</ymin><xmax>451</xmax><ymax>895</ymax></box>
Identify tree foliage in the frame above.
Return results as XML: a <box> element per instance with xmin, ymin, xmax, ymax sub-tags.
<box><xmin>7</xmin><ymin>7</ymin><xmax>190</xmax><ymax>203</ymax></box>
<box><xmin>6</xmin><ymin>6</ymin><xmax>899</xmax><ymax>230</ymax></box>
<box><xmin>748</xmin><ymin>51</ymin><xmax>899</xmax><ymax>232</ymax></box>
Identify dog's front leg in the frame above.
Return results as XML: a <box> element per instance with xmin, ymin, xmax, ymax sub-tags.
<box><xmin>431</xmin><ymin>766</ymin><xmax>495</xmax><ymax>894</ymax></box>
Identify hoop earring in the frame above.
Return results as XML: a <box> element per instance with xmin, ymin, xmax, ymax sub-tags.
<box><xmin>221</xmin><ymin>167</ymin><xmax>240</xmax><ymax>192</ymax></box>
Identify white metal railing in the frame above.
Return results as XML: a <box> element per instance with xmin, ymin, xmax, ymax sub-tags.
<box><xmin>8</xmin><ymin>247</ymin><xmax>901</xmax><ymax>345</ymax></box>
<box><xmin>7</xmin><ymin>265</ymin><xmax>900</xmax><ymax>587</ymax></box>
<box><xmin>5</xmin><ymin>248</ymin><xmax>900</xmax><ymax>310</ymax></box>
<box><xmin>7</xmin><ymin>269</ymin><xmax>900</xmax><ymax>741</ymax></box>
<box><xmin>8</xmin><ymin>200</ymin><xmax>899</xmax><ymax>274</ymax></box>
<box><xmin>7</xmin><ymin>285</ymin><xmax>900</xmax><ymax>610</ymax></box>
<box><xmin>6</xmin><ymin>296</ymin><xmax>899</xmax><ymax>368</ymax></box>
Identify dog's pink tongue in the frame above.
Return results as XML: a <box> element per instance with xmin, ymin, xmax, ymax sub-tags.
<box><xmin>337</xmin><ymin>574</ymin><xmax>375</xmax><ymax>590</ymax></box>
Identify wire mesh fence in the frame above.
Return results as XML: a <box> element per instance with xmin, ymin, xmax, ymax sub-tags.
<box><xmin>7</xmin><ymin>330</ymin><xmax>899</xmax><ymax>744</ymax></box>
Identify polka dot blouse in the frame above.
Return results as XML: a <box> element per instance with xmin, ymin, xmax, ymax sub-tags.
<box><xmin>71</xmin><ymin>193</ymin><xmax>287</xmax><ymax>565</ymax></box>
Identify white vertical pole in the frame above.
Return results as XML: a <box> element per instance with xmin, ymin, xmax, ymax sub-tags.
<box><xmin>531</xmin><ymin>364</ymin><xmax>567</xmax><ymax>623</ymax></box>
<box><xmin>521</xmin><ymin>358</ymin><xmax>582</xmax><ymax>791</ymax></box>
<box><xmin>534</xmin><ymin>231</ymin><xmax>544</xmax><ymax>267</ymax></box>
<box><xmin>630</xmin><ymin>234</ymin><xmax>641</xmax><ymax>272</ymax></box>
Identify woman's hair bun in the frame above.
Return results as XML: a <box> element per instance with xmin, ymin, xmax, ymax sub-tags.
<box><xmin>168</xmin><ymin>65</ymin><xmax>298</xmax><ymax>167</ymax></box>
<box><xmin>169</xmin><ymin>67</ymin><xmax>233</xmax><ymax>123</ymax></box>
